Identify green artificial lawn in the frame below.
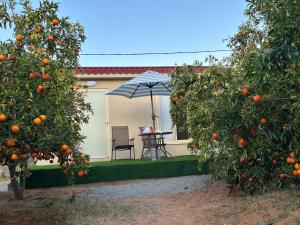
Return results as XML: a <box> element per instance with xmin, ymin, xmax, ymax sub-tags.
<box><xmin>26</xmin><ymin>155</ymin><xmax>208</xmax><ymax>189</ymax></box>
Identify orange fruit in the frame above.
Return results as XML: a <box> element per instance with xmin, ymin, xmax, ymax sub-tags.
<box><xmin>171</xmin><ymin>95</ymin><xmax>179</xmax><ymax>103</ymax></box>
<box><xmin>0</xmin><ymin>114</ymin><xmax>7</xmax><ymax>122</ymax></box>
<box><xmin>11</xmin><ymin>124</ymin><xmax>20</xmax><ymax>134</ymax></box>
<box><xmin>252</xmin><ymin>95</ymin><xmax>261</xmax><ymax>103</ymax></box>
<box><xmin>289</xmin><ymin>152</ymin><xmax>295</xmax><ymax>158</ymax></box>
<box><xmin>34</xmin><ymin>27</ymin><xmax>40</xmax><ymax>33</ymax></box>
<box><xmin>239</xmin><ymin>138</ymin><xmax>247</xmax><ymax>147</ymax></box>
<box><xmin>29</xmin><ymin>45</ymin><xmax>35</xmax><ymax>51</ymax></box>
<box><xmin>56</xmin><ymin>39</ymin><xmax>62</xmax><ymax>45</ymax></box>
<box><xmin>29</xmin><ymin>72</ymin><xmax>37</xmax><ymax>78</ymax></box>
<box><xmin>33</xmin><ymin>117</ymin><xmax>42</xmax><ymax>126</ymax></box>
<box><xmin>78</xmin><ymin>170</ymin><xmax>84</xmax><ymax>177</ymax></box>
<box><xmin>36</xmin><ymin>85</ymin><xmax>45</xmax><ymax>94</ymax></box>
<box><xmin>15</xmin><ymin>34</ymin><xmax>23</xmax><ymax>41</ymax></box>
<box><xmin>292</xmin><ymin>170</ymin><xmax>298</xmax><ymax>176</ymax></box>
<box><xmin>259</xmin><ymin>117</ymin><xmax>267</xmax><ymax>125</ymax></box>
<box><xmin>39</xmin><ymin>115</ymin><xmax>47</xmax><ymax>122</ymax></box>
<box><xmin>66</xmin><ymin>148</ymin><xmax>73</xmax><ymax>154</ymax></box>
<box><xmin>287</xmin><ymin>157</ymin><xmax>292</xmax><ymax>164</ymax></box>
<box><xmin>294</xmin><ymin>163</ymin><xmax>300</xmax><ymax>170</ymax></box>
<box><xmin>290</xmin><ymin>157</ymin><xmax>296</xmax><ymax>164</ymax></box>
<box><xmin>297</xmin><ymin>170</ymin><xmax>300</xmax><ymax>176</ymax></box>
<box><xmin>6</xmin><ymin>139</ymin><xmax>16</xmax><ymax>147</ymax></box>
<box><xmin>211</xmin><ymin>133</ymin><xmax>219</xmax><ymax>140</ymax></box>
<box><xmin>0</xmin><ymin>54</ymin><xmax>5</xmax><ymax>61</ymax></box>
<box><xmin>61</xmin><ymin>144</ymin><xmax>68</xmax><ymax>151</ymax></box>
<box><xmin>42</xmin><ymin>74</ymin><xmax>50</xmax><ymax>80</ymax></box>
<box><xmin>52</xmin><ymin>18</ymin><xmax>59</xmax><ymax>25</ymax></box>
<box><xmin>241</xmin><ymin>86</ymin><xmax>250</xmax><ymax>96</ymax></box>
<box><xmin>47</xmin><ymin>35</ymin><xmax>53</xmax><ymax>41</ymax></box>
<box><xmin>41</xmin><ymin>58</ymin><xmax>49</xmax><ymax>65</ymax></box>
<box><xmin>11</xmin><ymin>153</ymin><xmax>18</xmax><ymax>161</ymax></box>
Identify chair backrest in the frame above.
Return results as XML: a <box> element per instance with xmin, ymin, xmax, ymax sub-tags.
<box><xmin>139</xmin><ymin>126</ymin><xmax>156</xmax><ymax>147</ymax></box>
<box><xmin>112</xmin><ymin>126</ymin><xmax>129</xmax><ymax>146</ymax></box>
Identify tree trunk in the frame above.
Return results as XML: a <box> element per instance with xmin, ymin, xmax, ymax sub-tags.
<box><xmin>9</xmin><ymin>162</ymin><xmax>27</xmax><ymax>200</ymax></box>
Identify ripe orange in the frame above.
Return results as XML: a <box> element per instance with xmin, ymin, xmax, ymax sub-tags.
<box><xmin>6</xmin><ymin>139</ymin><xmax>16</xmax><ymax>147</ymax></box>
<box><xmin>52</xmin><ymin>18</ymin><xmax>59</xmax><ymax>25</ymax></box>
<box><xmin>0</xmin><ymin>54</ymin><xmax>5</xmax><ymax>61</ymax></box>
<box><xmin>292</xmin><ymin>170</ymin><xmax>298</xmax><ymax>176</ymax></box>
<box><xmin>211</xmin><ymin>132</ymin><xmax>219</xmax><ymax>140</ymax></box>
<box><xmin>287</xmin><ymin>157</ymin><xmax>292</xmax><ymax>164</ymax></box>
<box><xmin>56</xmin><ymin>39</ymin><xmax>62</xmax><ymax>45</ymax></box>
<box><xmin>33</xmin><ymin>117</ymin><xmax>42</xmax><ymax>126</ymax></box>
<box><xmin>15</xmin><ymin>34</ymin><xmax>23</xmax><ymax>41</ymax></box>
<box><xmin>78</xmin><ymin>170</ymin><xmax>84</xmax><ymax>177</ymax></box>
<box><xmin>66</xmin><ymin>148</ymin><xmax>73</xmax><ymax>154</ymax></box>
<box><xmin>171</xmin><ymin>95</ymin><xmax>179</xmax><ymax>103</ymax></box>
<box><xmin>259</xmin><ymin>117</ymin><xmax>267</xmax><ymax>125</ymax></box>
<box><xmin>290</xmin><ymin>157</ymin><xmax>296</xmax><ymax>164</ymax></box>
<box><xmin>29</xmin><ymin>72</ymin><xmax>37</xmax><ymax>78</ymax></box>
<box><xmin>252</xmin><ymin>95</ymin><xmax>261</xmax><ymax>103</ymax></box>
<box><xmin>61</xmin><ymin>144</ymin><xmax>68</xmax><ymax>151</ymax></box>
<box><xmin>41</xmin><ymin>58</ymin><xmax>49</xmax><ymax>65</ymax></box>
<box><xmin>29</xmin><ymin>45</ymin><xmax>35</xmax><ymax>51</ymax></box>
<box><xmin>297</xmin><ymin>170</ymin><xmax>300</xmax><ymax>176</ymax></box>
<box><xmin>34</xmin><ymin>27</ymin><xmax>40</xmax><ymax>33</ymax></box>
<box><xmin>42</xmin><ymin>74</ymin><xmax>50</xmax><ymax>80</ymax></box>
<box><xmin>289</xmin><ymin>152</ymin><xmax>295</xmax><ymax>158</ymax></box>
<box><xmin>0</xmin><ymin>114</ymin><xmax>7</xmax><ymax>122</ymax></box>
<box><xmin>36</xmin><ymin>85</ymin><xmax>45</xmax><ymax>94</ymax></box>
<box><xmin>47</xmin><ymin>35</ymin><xmax>53</xmax><ymax>41</ymax></box>
<box><xmin>39</xmin><ymin>115</ymin><xmax>47</xmax><ymax>122</ymax></box>
<box><xmin>295</xmin><ymin>163</ymin><xmax>300</xmax><ymax>170</ymax></box>
<box><xmin>241</xmin><ymin>86</ymin><xmax>250</xmax><ymax>96</ymax></box>
<box><xmin>11</xmin><ymin>153</ymin><xmax>18</xmax><ymax>161</ymax></box>
<box><xmin>11</xmin><ymin>124</ymin><xmax>20</xmax><ymax>134</ymax></box>
<box><xmin>239</xmin><ymin>138</ymin><xmax>247</xmax><ymax>147</ymax></box>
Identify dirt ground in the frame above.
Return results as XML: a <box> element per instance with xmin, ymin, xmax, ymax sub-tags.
<box><xmin>0</xmin><ymin>180</ymin><xmax>300</xmax><ymax>225</ymax></box>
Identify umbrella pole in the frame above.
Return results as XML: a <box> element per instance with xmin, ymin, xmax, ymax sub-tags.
<box><xmin>150</xmin><ymin>89</ymin><xmax>156</xmax><ymax>130</ymax></box>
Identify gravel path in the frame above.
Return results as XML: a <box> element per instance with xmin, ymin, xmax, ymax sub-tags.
<box><xmin>86</xmin><ymin>174</ymin><xmax>212</xmax><ymax>200</ymax></box>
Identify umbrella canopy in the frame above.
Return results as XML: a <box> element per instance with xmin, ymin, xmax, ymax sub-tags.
<box><xmin>106</xmin><ymin>70</ymin><xmax>171</xmax><ymax>129</ymax></box>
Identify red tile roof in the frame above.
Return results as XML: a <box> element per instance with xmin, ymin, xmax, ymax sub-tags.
<box><xmin>73</xmin><ymin>66</ymin><xmax>204</xmax><ymax>75</ymax></box>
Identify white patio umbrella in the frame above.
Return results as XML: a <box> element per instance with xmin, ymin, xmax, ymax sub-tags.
<box><xmin>106</xmin><ymin>70</ymin><xmax>171</xmax><ymax>130</ymax></box>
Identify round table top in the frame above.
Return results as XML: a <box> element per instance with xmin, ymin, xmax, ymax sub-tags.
<box><xmin>138</xmin><ymin>131</ymin><xmax>173</xmax><ymax>136</ymax></box>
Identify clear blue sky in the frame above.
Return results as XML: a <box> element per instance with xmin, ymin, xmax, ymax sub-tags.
<box><xmin>1</xmin><ymin>0</ymin><xmax>247</xmax><ymax>66</ymax></box>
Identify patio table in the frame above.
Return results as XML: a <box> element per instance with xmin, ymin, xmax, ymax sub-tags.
<box><xmin>138</xmin><ymin>131</ymin><xmax>173</xmax><ymax>160</ymax></box>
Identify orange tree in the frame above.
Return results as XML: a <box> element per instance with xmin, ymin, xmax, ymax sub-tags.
<box><xmin>170</xmin><ymin>0</ymin><xmax>300</xmax><ymax>193</ymax></box>
<box><xmin>0</xmin><ymin>0</ymin><xmax>91</xmax><ymax>200</ymax></box>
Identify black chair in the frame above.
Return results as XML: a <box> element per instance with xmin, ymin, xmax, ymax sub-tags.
<box><xmin>111</xmin><ymin>126</ymin><xmax>135</xmax><ymax>160</ymax></box>
<box><xmin>139</xmin><ymin>127</ymin><xmax>157</xmax><ymax>159</ymax></box>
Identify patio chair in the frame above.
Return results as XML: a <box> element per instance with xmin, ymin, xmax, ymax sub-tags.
<box><xmin>111</xmin><ymin>126</ymin><xmax>135</xmax><ymax>160</ymax></box>
<box><xmin>139</xmin><ymin>126</ymin><xmax>170</xmax><ymax>159</ymax></box>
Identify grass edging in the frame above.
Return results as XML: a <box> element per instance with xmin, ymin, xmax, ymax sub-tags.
<box><xmin>26</xmin><ymin>155</ymin><xmax>208</xmax><ymax>189</ymax></box>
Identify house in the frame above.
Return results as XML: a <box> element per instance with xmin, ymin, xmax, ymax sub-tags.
<box><xmin>73</xmin><ymin>66</ymin><xmax>204</xmax><ymax>160</ymax></box>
